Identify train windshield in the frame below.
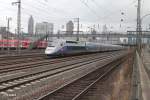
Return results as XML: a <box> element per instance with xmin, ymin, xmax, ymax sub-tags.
<box><xmin>48</xmin><ymin>40</ymin><xmax>61</xmax><ymax>47</ymax></box>
<box><xmin>48</xmin><ymin>42</ymin><xmax>55</xmax><ymax>47</ymax></box>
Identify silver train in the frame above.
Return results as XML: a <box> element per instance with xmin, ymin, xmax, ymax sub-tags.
<box><xmin>45</xmin><ymin>39</ymin><xmax>124</xmax><ymax>56</ymax></box>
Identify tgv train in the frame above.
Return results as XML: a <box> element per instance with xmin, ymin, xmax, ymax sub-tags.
<box><xmin>45</xmin><ymin>39</ymin><xmax>124</xmax><ymax>56</ymax></box>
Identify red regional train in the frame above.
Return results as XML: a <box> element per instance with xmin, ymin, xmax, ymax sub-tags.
<box><xmin>0</xmin><ymin>39</ymin><xmax>47</xmax><ymax>49</ymax></box>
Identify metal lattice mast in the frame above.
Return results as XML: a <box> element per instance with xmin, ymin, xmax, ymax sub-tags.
<box><xmin>12</xmin><ymin>0</ymin><xmax>21</xmax><ymax>54</ymax></box>
<box><xmin>7</xmin><ymin>17</ymin><xmax>11</xmax><ymax>54</ymax></box>
<box><xmin>136</xmin><ymin>0</ymin><xmax>142</xmax><ymax>55</ymax></box>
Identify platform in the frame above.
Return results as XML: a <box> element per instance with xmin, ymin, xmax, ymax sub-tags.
<box><xmin>136</xmin><ymin>49</ymin><xmax>150</xmax><ymax>100</ymax></box>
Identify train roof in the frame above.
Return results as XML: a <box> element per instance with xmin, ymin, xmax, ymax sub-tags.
<box><xmin>49</xmin><ymin>39</ymin><xmax>122</xmax><ymax>47</ymax></box>
<box><xmin>49</xmin><ymin>39</ymin><xmax>83</xmax><ymax>44</ymax></box>
<box><xmin>86</xmin><ymin>42</ymin><xmax>122</xmax><ymax>47</ymax></box>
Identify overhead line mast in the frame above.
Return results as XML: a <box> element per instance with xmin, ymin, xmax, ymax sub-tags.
<box><xmin>12</xmin><ymin>0</ymin><xmax>21</xmax><ymax>54</ymax></box>
<box><xmin>136</xmin><ymin>0</ymin><xmax>142</xmax><ymax>55</ymax></box>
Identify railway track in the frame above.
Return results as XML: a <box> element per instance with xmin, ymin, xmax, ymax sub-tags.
<box><xmin>0</xmin><ymin>53</ymin><xmax>45</xmax><ymax>61</ymax></box>
<box><xmin>0</xmin><ymin>52</ymin><xmax>118</xmax><ymax>85</ymax></box>
<box><xmin>0</xmin><ymin>51</ymin><xmax>116</xmax><ymax>67</ymax></box>
<box><xmin>0</xmin><ymin>52</ymin><xmax>119</xmax><ymax>87</ymax></box>
<box><xmin>38</xmin><ymin>52</ymin><xmax>129</xmax><ymax>100</ymax></box>
<box><xmin>0</xmin><ymin>56</ymin><xmax>46</xmax><ymax>66</ymax></box>
<box><xmin>0</xmin><ymin>50</ymin><xmax>128</xmax><ymax>100</ymax></box>
<box><xmin>0</xmin><ymin>49</ymin><xmax>44</xmax><ymax>56</ymax></box>
<box><xmin>0</xmin><ymin>52</ymin><xmax>111</xmax><ymax>73</ymax></box>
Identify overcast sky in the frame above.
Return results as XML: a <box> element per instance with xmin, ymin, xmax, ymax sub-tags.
<box><xmin>0</xmin><ymin>0</ymin><xmax>150</xmax><ymax>33</ymax></box>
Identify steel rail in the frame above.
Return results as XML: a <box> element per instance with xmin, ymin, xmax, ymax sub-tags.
<box><xmin>0</xmin><ymin>53</ymin><xmax>119</xmax><ymax>93</ymax></box>
<box><xmin>37</xmin><ymin>53</ymin><xmax>128</xmax><ymax>100</ymax></box>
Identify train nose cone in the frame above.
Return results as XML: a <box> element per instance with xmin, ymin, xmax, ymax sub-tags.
<box><xmin>45</xmin><ymin>47</ymin><xmax>56</xmax><ymax>54</ymax></box>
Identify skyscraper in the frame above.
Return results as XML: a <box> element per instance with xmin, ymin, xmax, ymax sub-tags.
<box><xmin>35</xmin><ymin>22</ymin><xmax>54</xmax><ymax>35</ymax></box>
<box><xmin>66</xmin><ymin>20</ymin><xmax>74</xmax><ymax>34</ymax></box>
<box><xmin>102</xmin><ymin>24</ymin><xmax>107</xmax><ymax>33</ymax></box>
<box><xmin>28</xmin><ymin>16</ymin><xmax>34</xmax><ymax>35</ymax></box>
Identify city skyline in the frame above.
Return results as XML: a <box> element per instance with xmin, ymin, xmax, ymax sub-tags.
<box><xmin>0</xmin><ymin>0</ymin><xmax>150</xmax><ymax>33</ymax></box>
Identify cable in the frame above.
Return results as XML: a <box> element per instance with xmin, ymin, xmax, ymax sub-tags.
<box><xmin>23</xmin><ymin>0</ymin><xmax>72</xmax><ymax>20</ymax></box>
<box><xmin>100</xmin><ymin>0</ymin><xmax>138</xmax><ymax>22</ymax></box>
<box><xmin>79</xmin><ymin>0</ymin><xmax>101</xmax><ymax>20</ymax></box>
<box><xmin>141</xmin><ymin>0</ymin><xmax>144</xmax><ymax>15</ymax></box>
<box><xmin>21</xmin><ymin>7</ymin><xmax>50</xmax><ymax>21</ymax></box>
<box><xmin>130</xmin><ymin>0</ymin><xmax>138</xmax><ymax>5</ymax></box>
<box><xmin>32</xmin><ymin>0</ymin><xmax>69</xmax><ymax>15</ymax></box>
<box><xmin>90</xmin><ymin>0</ymin><xmax>112</xmax><ymax>14</ymax></box>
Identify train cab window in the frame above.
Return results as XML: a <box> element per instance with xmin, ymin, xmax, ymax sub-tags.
<box><xmin>48</xmin><ymin>43</ymin><xmax>55</xmax><ymax>47</ymax></box>
<box><xmin>60</xmin><ymin>43</ymin><xmax>63</xmax><ymax>46</ymax></box>
<box><xmin>48</xmin><ymin>45</ymin><xmax>55</xmax><ymax>47</ymax></box>
<box><xmin>66</xmin><ymin>41</ymin><xmax>78</xmax><ymax>44</ymax></box>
